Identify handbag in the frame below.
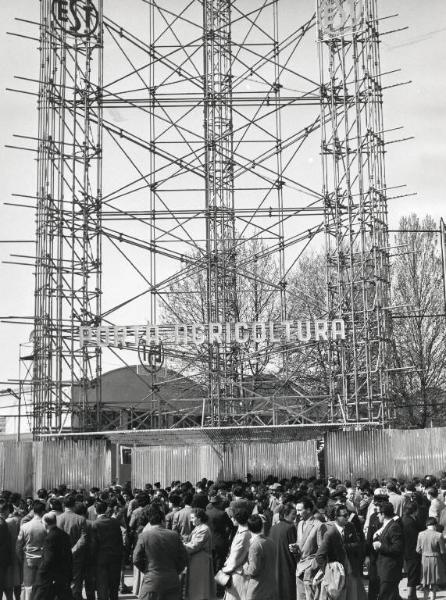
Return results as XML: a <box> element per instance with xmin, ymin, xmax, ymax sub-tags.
<box><xmin>321</xmin><ymin>561</ymin><xmax>345</xmax><ymax>600</ymax></box>
<box><xmin>214</xmin><ymin>569</ymin><xmax>231</xmax><ymax>588</ymax></box>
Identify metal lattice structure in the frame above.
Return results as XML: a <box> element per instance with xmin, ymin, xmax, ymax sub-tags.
<box><xmin>33</xmin><ymin>0</ymin><xmax>103</xmax><ymax>434</ymax></box>
<box><xmin>11</xmin><ymin>0</ymin><xmax>394</xmax><ymax>434</ymax></box>
<box><xmin>318</xmin><ymin>0</ymin><xmax>391</xmax><ymax>424</ymax></box>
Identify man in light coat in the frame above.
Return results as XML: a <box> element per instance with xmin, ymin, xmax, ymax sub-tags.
<box><xmin>292</xmin><ymin>498</ymin><xmax>326</xmax><ymax>600</ymax></box>
<box><xmin>16</xmin><ymin>500</ymin><xmax>47</xmax><ymax>600</ymax></box>
<box><xmin>243</xmin><ymin>514</ymin><xmax>276</xmax><ymax>600</ymax></box>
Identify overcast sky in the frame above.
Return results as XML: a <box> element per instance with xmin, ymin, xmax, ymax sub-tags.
<box><xmin>0</xmin><ymin>1</ymin><xmax>445</xmax><ymax>387</ymax></box>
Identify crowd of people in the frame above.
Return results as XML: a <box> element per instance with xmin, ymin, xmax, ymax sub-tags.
<box><xmin>0</xmin><ymin>473</ymin><xmax>446</xmax><ymax>600</ymax></box>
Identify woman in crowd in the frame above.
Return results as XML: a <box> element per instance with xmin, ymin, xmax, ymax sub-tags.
<box><xmin>416</xmin><ymin>517</ymin><xmax>446</xmax><ymax>600</ymax></box>
<box><xmin>222</xmin><ymin>502</ymin><xmax>252</xmax><ymax>600</ymax></box>
<box><xmin>184</xmin><ymin>508</ymin><xmax>216</xmax><ymax>600</ymax></box>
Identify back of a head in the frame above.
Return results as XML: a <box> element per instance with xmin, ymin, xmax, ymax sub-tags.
<box><xmin>95</xmin><ymin>500</ymin><xmax>107</xmax><ymax>515</ymax></box>
<box><xmin>64</xmin><ymin>495</ymin><xmax>76</xmax><ymax>510</ymax></box>
<box><xmin>147</xmin><ymin>504</ymin><xmax>165</xmax><ymax>526</ymax></box>
<box><xmin>380</xmin><ymin>501</ymin><xmax>395</xmax><ymax>519</ymax></box>
<box><xmin>33</xmin><ymin>499</ymin><xmax>46</xmax><ymax>517</ymax></box>
<box><xmin>403</xmin><ymin>501</ymin><xmax>417</xmax><ymax>516</ymax></box>
<box><xmin>49</xmin><ymin>498</ymin><xmax>63</xmax><ymax>512</ymax></box>
<box><xmin>232</xmin><ymin>485</ymin><xmax>244</xmax><ymax>498</ymax></box>
<box><xmin>386</xmin><ymin>482</ymin><xmax>397</xmax><ymax>493</ymax></box>
<box><xmin>43</xmin><ymin>512</ymin><xmax>57</xmax><ymax>528</ymax></box>
<box><xmin>182</xmin><ymin>491</ymin><xmax>194</xmax><ymax>506</ymax></box>
<box><xmin>247</xmin><ymin>514</ymin><xmax>263</xmax><ymax>534</ymax></box>
<box><xmin>427</xmin><ymin>487</ymin><xmax>438</xmax><ymax>498</ymax></box>
<box><xmin>0</xmin><ymin>498</ymin><xmax>9</xmax><ymax>516</ymax></box>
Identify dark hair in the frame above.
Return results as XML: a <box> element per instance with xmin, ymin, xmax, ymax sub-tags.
<box><xmin>296</xmin><ymin>498</ymin><xmax>314</xmax><ymax>511</ymax></box>
<box><xmin>95</xmin><ymin>501</ymin><xmax>107</xmax><ymax>515</ymax></box>
<box><xmin>33</xmin><ymin>500</ymin><xmax>46</xmax><ymax>517</ymax></box>
<box><xmin>403</xmin><ymin>501</ymin><xmax>417</xmax><ymax>516</ymax></box>
<box><xmin>379</xmin><ymin>502</ymin><xmax>395</xmax><ymax>519</ymax></box>
<box><xmin>232</xmin><ymin>485</ymin><xmax>244</xmax><ymax>498</ymax></box>
<box><xmin>49</xmin><ymin>498</ymin><xmax>63</xmax><ymax>512</ymax></box>
<box><xmin>64</xmin><ymin>496</ymin><xmax>76</xmax><ymax>509</ymax></box>
<box><xmin>283</xmin><ymin>503</ymin><xmax>297</xmax><ymax>518</ymax></box>
<box><xmin>247</xmin><ymin>514</ymin><xmax>263</xmax><ymax>534</ymax></box>
<box><xmin>182</xmin><ymin>492</ymin><xmax>194</xmax><ymax>506</ymax></box>
<box><xmin>168</xmin><ymin>494</ymin><xmax>182</xmax><ymax>508</ymax></box>
<box><xmin>147</xmin><ymin>504</ymin><xmax>165</xmax><ymax>525</ymax></box>
<box><xmin>335</xmin><ymin>505</ymin><xmax>349</xmax><ymax>518</ymax></box>
<box><xmin>386</xmin><ymin>482</ymin><xmax>397</xmax><ymax>493</ymax></box>
<box><xmin>426</xmin><ymin>517</ymin><xmax>437</xmax><ymax>527</ymax></box>
<box><xmin>42</xmin><ymin>512</ymin><xmax>56</xmax><ymax>527</ymax></box>
<box><xmin>427</xmin><ymin>487</ymin><xmax>438</xmax><ymax>498</ymax></box>
<box><xmin>192</xmin><ymin>508</ymin><xmax>208</xmax><ymax>523</ymax></box>
<box><xmin>0</xmin><ymin>499</ymin><xmax>9</xmax><ymax>515</ymax></box>
<box><xmin>73</xmin><ymin>502</ymin><xmax>87</xmax><ymax>517</ymax></box>
<box><xmin>232</xmin><ymin>504</ymin><xmax>251</xmax><ymax>525</ymax></box>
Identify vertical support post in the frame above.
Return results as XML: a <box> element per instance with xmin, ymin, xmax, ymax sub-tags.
<box><xmin>34</xmin><ymin>0</ymin><xmax>103</xmax><ymax>435</ymax></box>
<box><xmin>203</xmin><ymin>0</ymin><xmax>237</xmax><ymax>425</ymax></box>
<box><xmin>318</xmin><ymin>0</ymin><xmax>391</xmax><ymax>424</ymax></box>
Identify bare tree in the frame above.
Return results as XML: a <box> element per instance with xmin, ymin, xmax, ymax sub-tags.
<box><xmin>390</xmin><ymin>214</ymin><xmax>446</xmax><ymax>427</ymax></box>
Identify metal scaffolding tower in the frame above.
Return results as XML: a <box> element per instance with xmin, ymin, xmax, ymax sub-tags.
<box><xmin>318</xmin><ymin>0</ymin><xmax>391</xmax><ymax>423</ymax></box>
<box><xmin>11</xmin><ymin>0</ymin><xmax>394</xmax><ymax>434</ymax></box>
<box><xmin>33</xmin><ymin>0</ymin><xmax>103</xmax><ymax>433</ymax></box>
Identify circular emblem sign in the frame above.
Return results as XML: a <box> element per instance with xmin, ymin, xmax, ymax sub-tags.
<box><xmin>51</xmin><ymin>0</ymin><xmax>99</xmax><ymax>37</ymax></box>
<box><xmin>138</xmin><ymin>337</ymin><xmax>165</xmax><ymax>375</ymax></box>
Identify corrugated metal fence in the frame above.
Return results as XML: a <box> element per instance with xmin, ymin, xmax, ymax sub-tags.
<box><xmin>33</xmin><ymin>439</ymin><xmax>111</xmax><ymax>491</ymax></box>
<box><xmin>0</xmin><ymin>440</ymin><xmax>111</xmax><ymax>495</ymax></box>
<box><xmin>0</xmin><ymin>442</ymin><xmax>34</xmax><ymax>496</ymax></box>
<box><xmin>326</xmin><ymin>427</ymin><xmax>446</xmax><ymax>480</ymax></box>
<box><xmin>132</xmin><ymin>440</ymin><xmax>318</xmax><ymax>488</ymax></box>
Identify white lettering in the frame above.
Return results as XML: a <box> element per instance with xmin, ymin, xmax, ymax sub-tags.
<box><xmin>331</xmin><ymin>318</ymin><xmax>346</xmax><ymax>340</ymax></box>
<box><xmin>98</xmin><ymin>326</ymin><xmax>111</xmax><ymax>347</ymax></box>
<box><xmin>235</xmin><ymin>323</ymin><xmax>249</xmax><ymax>343</ymax></box>
<box><xmin>174</xmin><ymin>324</ymin><xmax>188</xmax><ymax>345</ymax></box>
<box><xmin>269</xmin><ymin>322</ymin><xmax>281</xmax><ymax>342</ymax></box>
<box><xmin>283</xmin><ymin>321</ymin><xmax>292</xmax><ymax>341</ymax></box>
<box><xmin>296</xmin><ymin>320</ymin><xmax>312</xmax><ymax>342</ymax></box>
<box><xmin>252</xmin><ymin>322</ymin><xmax>266</xmax><ymax>342</ymax></box>
<box><xmin>80</xmin><ymin>327</ymin><xmax>92</xmax><ymax>346</ymax></box>
<box><xmin>315</xmin><ymin>319</ymin><xmax>329</xmax><ymax>341</ymax></box>
<box><xmin>192</xmin><ymin>323</ymin><xmax>205</xmax><ymax>345</ymax></box>
<box><xmin>209</xmin><ymin>323</ymin><xmax>222</xmax><ymax>344</ymax></box>
<box><xmin>146</xmin><ymin>324</ymin><xmax>159</xmax><ymax>343</ymax></box>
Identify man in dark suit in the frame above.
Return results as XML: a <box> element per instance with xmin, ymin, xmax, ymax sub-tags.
<box><xmin>372</xmin><ymin>501</ymin><xmax>404</xmax><ymax>600</ymax></box>
<box><xmin>0</xmin><ymin>499</ymin><xmax>12</xmax><ymax>600</ymax></box>
<box><xmin>315</xmin><ymin>505</ymin><xmax>365</xmax><ymax>599</ymax></box>
<box><xmin>90</xmin><ymin>500</ymin><xmax>123</xmax><ymax>600</ymax></box>
<box><xmin>243</xmin><ymin>514</ymin><xmax>276</xmax><ymax>600</ymax></box>
<box><xmin>401</xmin><ymin>501</ymin><xmax>421</xmax><ymax>600</ymax></box>
<box><xmin>206</xmin><ymin>492</ymin><xmax>232</xmax><ymax>573</ymax></box>
<box><xmin>57</xmin><ymin>495</ymin><xmax>87</xmax><ymax>600</ymax></box>
<box><xmin>33</xmin><ymin>511</ymin><xmax>72</xmax><ymax>600</ymax></box>
<box><xmin>133</xmin><ymin>504</ymin><xmax>187</xmax><ymax>600</ymax></box>
<box><xmin>365</xmin><ymin>492</ymin><xmax>389</xmax><ymax>600</ymax></box>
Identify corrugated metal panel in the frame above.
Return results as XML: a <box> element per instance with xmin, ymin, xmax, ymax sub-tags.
<box><xmin>0</xmin><ymin>442</ymin><xmax>34</xmax><ymax>495</ymax></box>
<box><xmin>132</xmin><ymin>440</ymin><xmax>318</xmax><ymax>488</ymax></box>
<box><xmin>33</xmin><ymin>440</ymin><xmax>111</xmax><ymax>491</ymax></box>
<box><xmin>326</xmin><ymin>427</ymin><xmax>446</xmax><ymax>480</ymax></box>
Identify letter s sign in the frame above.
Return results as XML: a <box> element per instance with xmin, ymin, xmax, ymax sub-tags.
<box><xmin>51</xmin><ymin>0</ymin><xmax>99</xmax><ymax>37</ymax></box>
